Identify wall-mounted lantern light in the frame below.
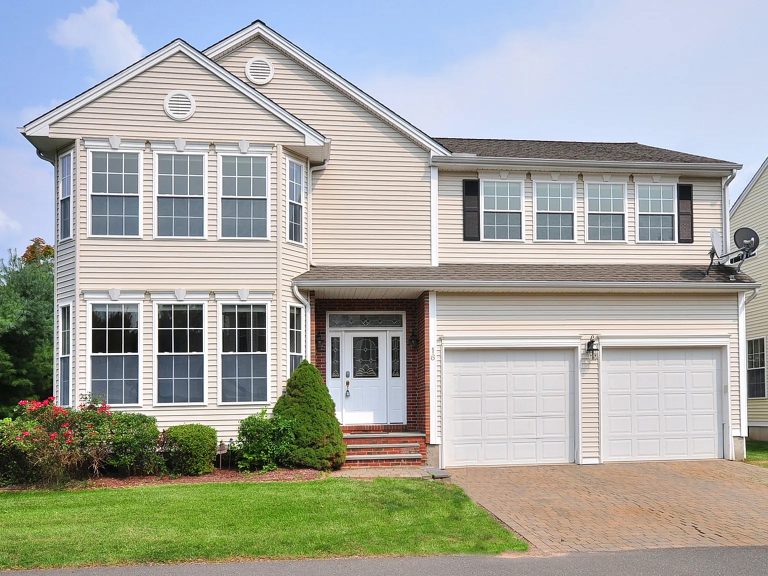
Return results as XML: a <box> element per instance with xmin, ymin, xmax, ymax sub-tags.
<box><xmin>585</xmin><ymin>335</ymin><xmax>600</xmax><ymax>360</ymax></box>
<box><xmin>409</xmin><ymin>329</ymin><xmax>419</xmax><ymax>348</ymax></box>
<box><xmin>315</xmin><ymin>332</ymin><xmax>325</xmax><ymax>349</ymax></box>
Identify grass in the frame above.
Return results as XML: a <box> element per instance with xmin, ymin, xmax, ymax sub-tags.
<box><xmin>746</xmin><ymin>440</ymin><xmax>768</xmax><ymax>468</ymax></box>
<box><xmin>0</xmin><ymin>478</ymin><xmax>525</xmax><ymax>569</ymax></box>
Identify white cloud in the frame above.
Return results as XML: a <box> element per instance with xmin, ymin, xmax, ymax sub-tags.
<box><xmin>50</xmin><ymin>0</ymin><xmax>144</xmax><ymax>76</ymax></box>
<box><xmin>361</xmin><ymin>0</ymin><xmax>768</xmax><ymax>203</ymax></box>
<box><xmin>0</xmin><ymin>209</ymin><xmax>21</xmax><ymax>233</ymax></box>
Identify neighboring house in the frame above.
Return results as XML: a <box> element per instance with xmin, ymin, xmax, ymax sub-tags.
<box><xmin>21</xmin><ymin>21</ymin><xmax>755</xmax><ymax>468</ymax></box>
<box><xmin>730</xmin><ymin>157</ymin><xmax>768</xmax><ymax>441</ymax></box>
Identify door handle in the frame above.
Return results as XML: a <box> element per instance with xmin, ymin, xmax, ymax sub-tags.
<box><xmin>345</xmin><ymin>381</ymin><xmax>350</xmax><ymax>397</ymax></box>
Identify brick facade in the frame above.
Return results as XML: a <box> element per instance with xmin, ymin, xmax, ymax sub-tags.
<box><xmin>310</xmin><ymin>294</ymin><xmax>430</xmax><ymax>436</ymax></box>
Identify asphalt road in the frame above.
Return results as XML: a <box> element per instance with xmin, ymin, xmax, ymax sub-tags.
<box><xmin>7</xmin><ymin>547</ymin><xmax>768</xmax><ymax>576</ymax></box>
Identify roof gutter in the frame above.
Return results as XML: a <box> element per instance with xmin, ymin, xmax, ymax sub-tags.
<box><xmin>431</xmin><ymin>155</ymin><xmax>741</xmax><ymax>174</ymax></box>
<box><xmin>294</xmin><ymin>279</ymin><xmax>759</xmax><ymax>291</ymax></box>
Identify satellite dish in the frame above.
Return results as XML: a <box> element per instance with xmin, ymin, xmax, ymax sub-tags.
<box><xmin>710</xmin><ymin>229</ymin><xmax>724</xmax><ymax>257</ymax></box>
<box><xmin>734</xmin><ymin>227</ymin><xmax>759</xmax><ymax>255</ymax></box>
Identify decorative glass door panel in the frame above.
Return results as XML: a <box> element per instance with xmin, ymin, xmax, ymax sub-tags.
<box><xmin>353</xmin><ymin>336</ymin><xmax>379</xmax><ymax>378</ymax></box>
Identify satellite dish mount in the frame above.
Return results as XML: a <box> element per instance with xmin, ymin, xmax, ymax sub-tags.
<box><xmin>706</xmin><ymin>227</ymin><xmax>759</xmax><ymax>276</ymax></box>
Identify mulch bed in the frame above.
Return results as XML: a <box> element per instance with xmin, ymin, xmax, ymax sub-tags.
<box><xmin>2</xmin><ymin>468</ymin><xmax>322</xmax><ymax>491</ymax></box>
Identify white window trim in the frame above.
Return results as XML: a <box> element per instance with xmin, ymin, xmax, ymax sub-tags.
<box><xmin>285</xmin><ymin>156</ymin><xmax>306</xmax><ymax>246</ymax></box>
<box><xmin>152</xmin><ymin>150</ymin><xmax>208</xmax><ymax>240</ymax></box>
<box><xmin>747</xmin><ymin>336</ymin><xmax>767</xmax><ymax>400</ymax></box>
<box><xmin>152</xmin><ymin>300</ymin><xmax>208</xmax><ymax>407</ymax></box>
<box><xmin>58</xmin><ymin>149</ymin><xmax>74</xmax><ymax>242</ymax></box>
<box><xmin>635</xmin><ymin>182</ymin><xmax>678</xmax><ymax>244</ymax></box>
<box><xmin>216</xmin><ymin>299</ymin><xmax>272</xmax><ymax>406</ymax></box>
<box><xmin>287</xmin><ymin>303</ymin><xmax>305</xmax><ymax>377</ymax></box>
<box><xmin>584</xmin><ymin>182</ymin><xmax>628</xmax><ymax>244</ymax></box>
<box><xmin>87</xmin><ymin>148</ymin><xmax>144</xmax><ymax>239</ymax></box>
<box><xmin>216</xmin><ymin>152</ymin><xmax>271</xmax><ymax>241</ymax></box>
<box><xmin>479</xmin><ymin>177</ymin><xmax>526</xmax><ymax>242</ymax></box>
<box><xmin>533</xmin><ymin>180</ymin><xmax>577</xmax><ymax>243</ymax></box>
<box><xmin>86</xmin><ymin>300</ymin><xmax>143</xmax><ymax>408</ymax></box>
<box><xmin>58</xmin><ymin>302</ymin><xmax>73</xmax><ymax>407</ymax></box>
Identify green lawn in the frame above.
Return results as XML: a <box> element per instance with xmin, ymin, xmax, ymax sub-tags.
<box><xmin>746</xmin><ymin>440</ymin><xmax>768</xmax><ymax>468</ymax></box>
<box><xmin>0</xmin><ymin>478</ymin><xmax>525</xmax><ymax>569</ymax></box>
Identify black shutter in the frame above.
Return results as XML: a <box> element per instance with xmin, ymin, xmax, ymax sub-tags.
<box><xmin>677</xmin><ymin>184</ymin><xmax>693</xmax><ymax>243</ymax></box>
<box><xmin>463</xmin><ymin>179</ymin><xmax>480</xmax><ymax>241</ymax></box>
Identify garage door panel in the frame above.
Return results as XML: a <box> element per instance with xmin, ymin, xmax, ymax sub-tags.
<box><xmin>603</xmin><ymin>348</ymin><xmax>722</xmax><ymax>462</ymax></box>
<box><xmin>445</xmin><ymin>348</ymin><xmax>574</xmax><ymax>466</ymax></box>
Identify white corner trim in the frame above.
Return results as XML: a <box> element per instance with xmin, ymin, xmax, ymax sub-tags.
<box><xmin>149</xmin><ymin>290</ymin><xmax>210</xmax><ymax>302</ymax></box>
<box><xmin>600</xmin><ymin>336</ymin><xmax>732</xmax><ymax>347</ymax></box>
<box><xmin>430</xmin><ymin>165</ymin><xmax>439</xmax><ymax>266</ymax></box>
<box><xmin>428</xmin><ymin>291</ymin><xmax>438</xmax><ymax>444</ymax></box>
<box><xmin>83</xmin><ymin>137</ymin><xmax>145</xmax><ymax>150</ymax></box>
<box><xmin>82</xmin><ymin>289</ymin><xmax>145</xmax><ymax>301</ymax></box>
<box><xmin>214</xmin><ymin>290</ymin><xmax>274</xmax><ymax>302</ymax></box>
<box><xmin>738</xmin><ymin>292</ymin><xmax>748</xmax><ymax>437</ymax></box>
<box><xmin>440</xmin><ymin>336</ymin><xmax>581</xmax><ymax>349</ymax></box>
<box><xmin>203</xmin><ymin>23</ymin><xmax>448</xmax><ymax>156</ymax></box>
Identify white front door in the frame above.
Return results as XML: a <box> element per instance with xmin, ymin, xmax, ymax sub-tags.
<box><xmin>342</xmin><ymin>331</ymin><xmax>388</xmax><ymax>424</ymax></box>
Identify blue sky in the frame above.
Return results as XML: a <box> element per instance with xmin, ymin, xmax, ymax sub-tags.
<box><xmin>1</xmin><ymin>0</ymin><xmax>767</xmax><ymax>254</ymax></box>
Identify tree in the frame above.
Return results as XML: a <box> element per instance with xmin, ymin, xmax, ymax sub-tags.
<box><xmin>272</xmin><ymin>361</ymin><xmax>346</xmax><ymax>470</ymax></box>
<box><xmin>0</xmin><ymin>239</ymin><xmax>54</xmax><ymax>416</ymax></box>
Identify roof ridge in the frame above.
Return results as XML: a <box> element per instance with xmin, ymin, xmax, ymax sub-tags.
<box><xmin>435</xmin><ymin>137</ymin><xmax>639</xmax><ymax>145</ymax></box>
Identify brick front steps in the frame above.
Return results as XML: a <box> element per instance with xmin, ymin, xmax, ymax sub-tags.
<box><xmin>343</xmin><ymin>432</ymin><xmax>426</xmax><ymax>467</ymax></box>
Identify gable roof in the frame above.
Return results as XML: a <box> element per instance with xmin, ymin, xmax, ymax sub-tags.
<box><xmin>204</xmin><ymin>20</ymin><xmax>450</xmax><ymax>156</ymax></box>
<box><xmin>730</xmin><ymin>155</ymin><xmax>768</xmax><ymax>216</ymax></box>
<box><xmin>21</xmin><ymin>38</ymin><xmax>327</xmax><ymax>147</ymax></box>
<box><xmin>436</xmin><ymin>138</ymin><xmax>736</xmax><ymax>165</ymax></box>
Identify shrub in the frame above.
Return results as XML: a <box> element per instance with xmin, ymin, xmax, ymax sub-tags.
<box><xmin>106</xmin><ymin>412</ymin><xmax>163</xmax><ymax>476</ymax></box>
<box><xmin>272</xmin><ymin>361</ymin><xmax>346</xmax><ymax>470</ymax></box>
<box><xmin>160</xmin><ymin>424</ymin><xmax>217</xmax><ymax>476</ymax></box>
<box><xmin>236</xmin><ymin>410</ymin><xmax>295</xmax><ymax>472</ymax></box>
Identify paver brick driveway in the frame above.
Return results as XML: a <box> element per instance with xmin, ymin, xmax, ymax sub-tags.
<box><xmin>450</xmin><ymin>460</ymin><xmax>768</xmax><ymax>553</ymax></box>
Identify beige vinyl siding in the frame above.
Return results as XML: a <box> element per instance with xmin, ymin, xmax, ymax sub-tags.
<box><xmin>50</xmin><ymin>53</ymin><xmax>305</xmax><ymax>145</ymax></box>
<box><xmin>216</xmin><ymin>39</ymin><xmax>432</xmax><ymax>265</ymax></box>
<box><xmin>439</xmin><ymin>172</ymin><xmax>723</xmax><ymax>264</ymax></box>
<box><xmin>434</xmin><ymin>292</ymin><xmax>740</xmax><ymax>461</ymax></box>
<box><xmin>732</xmin><ymin>167</ymin><xmax>768</xmax><ymax>423</ymax></box>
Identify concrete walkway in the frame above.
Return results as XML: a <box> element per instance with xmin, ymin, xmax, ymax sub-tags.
<box><xmin>450</xmin><ymin>460</ymin><xmax>768</xmax><ymax>553</ymax></box>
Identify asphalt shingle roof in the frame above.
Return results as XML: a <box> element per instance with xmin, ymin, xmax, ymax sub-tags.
<box><xmin>295</xmin><ymin>264</ymin><xmax>754</xmax><ymax>286</ymax></box>
<box><xmin>434</xmin><ymin>138</ymin><xmax>734</xmax><ymax>164</ymax></box>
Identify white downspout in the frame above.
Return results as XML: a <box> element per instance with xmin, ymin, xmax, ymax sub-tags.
<box><xmin>723</xmin><ymin>170</ymin><xmax>737</xmax><ymax>251</ymax></box>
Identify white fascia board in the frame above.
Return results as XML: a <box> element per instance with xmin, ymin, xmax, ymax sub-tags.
<box><xmin>204</xmin><ymin>22</ymin><xmax>449</xmax><ymax>157</ymax></box>
<box><xmin>21</xmin><ymin>39</ymin><xmax>327</xmax><ymax>148</ymax></box>
<box><xmin>431</xmin><ymin>155</ymin><xmax>741</xmax><ymax>174</ymax></box>
<box><xmin>730</xmin><ymin>155</ymin><xmax>768</xmax><ymax>216</ymax></box>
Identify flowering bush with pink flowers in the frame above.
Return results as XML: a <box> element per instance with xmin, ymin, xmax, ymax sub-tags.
<box><xmin>0</xmin><ymin>396</ymin><xmax>161</xmax><ymax>485</ymax></box>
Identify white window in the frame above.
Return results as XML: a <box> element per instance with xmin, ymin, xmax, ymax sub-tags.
<box><xmin>289</xmin><ymin>305</ymin><xmax>304</xmax><ymax>375</ymax></box>
<box><xmin>287</xmin><ymin>159</ymin><xmax>304</xmax><ymax>243</ymax></box>
<box><xmin>90</xmin><ymin>151</ymin><xmax>140</xmax><ymax>236</ymax></box>
<box><xmin>90</xmin><ymin>303</ymin><xmax>139</xmax><ymax>405</ymax></box>
<box><xmin>748</xmin><ymin>338</ymin><xmax>766</xmax><ymax>399</ymax></box>
<box><xmin>156</xmin><ymin>154</ymin><xmax>205</xmax><ymax>237</ymax></box>
<box><xmin>157</xmin><ymin>304</ymin><xmax>205</xmax><ymax>404</ymax></box>
<box><xmin>637</xmin><ymin>184</ymin><xmax>676</xmax><ymax>242</ymax></box>
<box><xmin>586</xmin><ymin>183</ymin><xmax>625</xmax><ymax>241</ymax></box>
<box><xmin>482</xmin><ymin>180</ymin><xmax>523</xmax><ymax>240</ymax></box>
<box><xmin>220</xmin><ymin>155</ymin><xmax>268</xmax><ymax>238</ymax></box>
<box><xmin>58</xmin><ymin>152</ymin><xmax>73</xmax><ymax>241</ymax></box>
<box><xmin>59</xmin><ymin>305</ymin><xmax>71</xmax><ymax>406</ymax></box>
<box><xmin>221</xmin><ymin>304</ymin><xmax>268</xmax><ymax>403</ymax></box>
<box><xmin>535</xmin><ymin>182</ymin><xmax>575</xmax><ymax>240</ymax></box>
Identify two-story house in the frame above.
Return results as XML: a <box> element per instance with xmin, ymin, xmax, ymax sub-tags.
<box><xmin>22</xmin><ymin>21</ymin><xmax>755</xmax><ymax>468</ymax></box>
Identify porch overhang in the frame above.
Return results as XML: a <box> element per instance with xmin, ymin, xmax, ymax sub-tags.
<box><xmin>293</xmin><ymin>264</ymin><xmax>758</xmax><ymax>299</ymax></box>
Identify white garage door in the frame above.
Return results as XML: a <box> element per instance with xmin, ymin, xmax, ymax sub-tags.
<box><xmin>603</xmin><ymin>348</ymin><xmax>723</xmax><ymax>462</ymax></box>
<box><xmin>444</xmin><ymin>348</ymin><xmax>575</xmax><ymax>466</ymax></box>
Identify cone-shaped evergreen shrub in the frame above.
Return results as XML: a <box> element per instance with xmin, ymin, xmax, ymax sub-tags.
<box><xmin>273</xmin><ymin>360</ymin><xmax>346</xmax><ymax>470</ymax></box>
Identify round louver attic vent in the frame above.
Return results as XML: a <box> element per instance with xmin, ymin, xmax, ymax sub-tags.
<box><xmin>164</xmin><ymin>91</ymin><xmax>196</xmax><ymax>121</ymax></box>
<box><xmin>245</xmin><ymin>58</ymin><xmax>274</xmax><ymax>85</ymax></box>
